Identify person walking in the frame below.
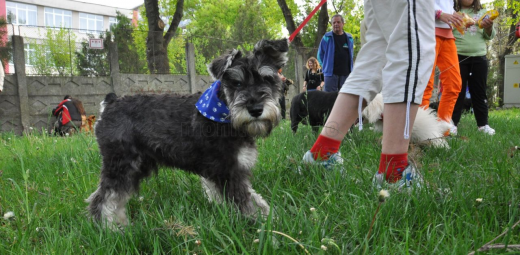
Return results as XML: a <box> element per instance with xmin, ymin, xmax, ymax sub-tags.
<box><xmin>317</xmin><ymin>14</ymin><xmax>354</xmax><ymax>92</ymax></box>
<box><xmin>302</xmin><ymin>0</ymin><xmax>435</xmax><ymax>189</ymax></box>
<box><xmin>421</xmin><ymin>0</ymin><xmax>463</xmax><ymax>135</ymax></box>
<box><xmin>451</xmin><ymin>0</ymin><xmax>496</xmax><ymax>135</ymax></box>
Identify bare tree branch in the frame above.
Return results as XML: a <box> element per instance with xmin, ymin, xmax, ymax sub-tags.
<box><xmin>314</xmin><ymin>2</ymin><xmax>329</xmax><ymax>48</ymax></box>
<box><xmin>276</xmin><ymin>0</ymin><xmax>304</xmax><ymax>52</ymax></box>
<box><xmin>163</xmin><ymin>0</ymin><xmax>184</xmax><ymax>48</ymax></box>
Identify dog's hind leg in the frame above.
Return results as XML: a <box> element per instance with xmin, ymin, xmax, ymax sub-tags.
<box><xmin>86</xmin><ymin>146</ymin><xmax>156</xmax><ymax>228</ymax></box>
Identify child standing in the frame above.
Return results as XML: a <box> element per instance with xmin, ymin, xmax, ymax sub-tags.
<box><xmin>451</xmin><ymin>0</ymin><xmax>496</xmax><ymax>135</ymax></box>
<box><xmin>302</xmin><ymin>0</ymin><xmax>435</xmax><ymax>189</ymax></box>
<box><xmin>421</xmin><ymin>0</ymin><xmax>463</xmax><ymax>135</ymax></box>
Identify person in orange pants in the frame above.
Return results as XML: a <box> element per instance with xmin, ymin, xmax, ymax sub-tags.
<box><xmin>421</xmin><ymin>0</ymin><xmax>463</xmax><ymax>131</ymax></box>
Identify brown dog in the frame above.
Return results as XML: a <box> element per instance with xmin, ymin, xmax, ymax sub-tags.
<box><xmin>80</xmin><ymin>115</ymin><xmax>96</xmax><ymax>133</ymax></box>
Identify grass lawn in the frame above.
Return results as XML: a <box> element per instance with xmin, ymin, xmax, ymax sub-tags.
<box><xmin>1</xmin><ymin>108</ymin><xmax>519</xmax><ymax>254</ymax></box>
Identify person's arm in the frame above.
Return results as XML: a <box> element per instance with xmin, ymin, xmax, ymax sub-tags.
<box><xmin>438</xmin><ymin>11</ymin><xmax>463</xmax><ymax>27</ymax></box>
<box><xmin>52</xmin><ymin>101</ymin><xmax>66</xmax><ymax>116</ymax></box>
<box><xmin>303</xmin><ymin>70</ymin><xmax>309</xmax><ymax>91</ymax></box>
<box><xmin>480</xmin><ymin>18</ymin><xmax>495</xmax><ymax>39</ymax></box>
<box><xmin>317</xmin><ymin>39</ymin><xmax>325</xmax><ymax>67</ymax></box>
<box><xmin>319</xmin><ymin>70</ymin><xmax>324</xmax><ymax>90</ymax></box>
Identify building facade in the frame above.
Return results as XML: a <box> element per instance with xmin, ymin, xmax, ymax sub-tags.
<box><xmin>0</xmin><ymin>0</ymin><xmax>138</xmax><ymax>74</ymax></box>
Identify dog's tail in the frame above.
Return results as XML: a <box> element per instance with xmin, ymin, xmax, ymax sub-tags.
<box><xmin>413</xmin><ymin>107</ymin><xmax>451</xmax><ymax>148</ymax></box>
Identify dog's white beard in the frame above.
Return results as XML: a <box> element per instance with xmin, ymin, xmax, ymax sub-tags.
<box><xmin>231</xmin><ymin>100</ymin><xmax>280</xmax><ymax>137</ymax></box>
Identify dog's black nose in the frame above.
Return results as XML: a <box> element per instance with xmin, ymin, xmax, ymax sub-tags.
<box><xmin>247</xmin><ymin>104</ymin><xmax>264</xmax><ymax>118</ymax></box>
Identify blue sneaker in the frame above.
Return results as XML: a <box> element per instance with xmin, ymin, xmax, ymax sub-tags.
<box><xmin>373</xmin><ymin>163</ymin><xmax>422</xmax><ymax>190</ymax></box>
<box><xmin>302</xmin><ymin>150</ymin><xmax>344</xmax><ymax>170</ymax></box>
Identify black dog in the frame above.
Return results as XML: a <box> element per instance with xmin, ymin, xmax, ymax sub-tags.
<box><xmin>290</xmin><ymin>91</ymin><xmax>338</xmax><ymax>133</ymax></box>
<box><xmin>86</xmin><ymin>39</ymin><xmax>289</xmax><ymax>228</ymax></box>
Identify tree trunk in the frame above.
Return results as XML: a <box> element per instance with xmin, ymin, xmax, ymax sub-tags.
<box><xmin>314</xmin><ymin>3</ymin><xmax>329</xmax><ymax>48</ymax></box>
<box><xmin>163</xmin><ymin>0</ymin><xmax>184</xmax><ymax>48</ymax></box>
<box><xmin>144</xmin><ymin>0</ymin><xmax>170</xmax><ymax>74</ymax></box>
<box><xmin>277</xmin><ymin>0</ymin><xmax>305</xmax><ymax>53</ymax></box>
<box><xmin>497</xmin><ymin>10</ymin><xmax>518</xmax><ymax>106</ymax></box>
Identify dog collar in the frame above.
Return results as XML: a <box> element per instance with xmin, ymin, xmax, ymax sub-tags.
<box><xmin>195</xmin><ymin>80</ymin><xmax>231</xmax><ymax>123</ymax></box>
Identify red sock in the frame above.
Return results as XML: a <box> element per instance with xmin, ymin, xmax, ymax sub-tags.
<box><xmin>310</xmin><ymin>135</ymin><xmax>341</xmax><ymax>160</ymax></box>
<box><xmin>378</xmin><ymin>153</ymin><xmax>408</xmax><ymax>183</ymax></box>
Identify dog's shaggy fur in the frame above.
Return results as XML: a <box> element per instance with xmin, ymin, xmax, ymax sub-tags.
<box><xmin>290</xmin><ymin>91</ymin><xmax>338</xmax><ymax>133</ymax></box>
<box><xmin>290</xmin><ymin>91</ymin><xmax>451</xmax><ymax>148</ymax></box>
<box><xmin>86</xmin><ymin>39</ymin><xmax>289</xmax><ymax>228</ymax></box>
<box><xmin>363</xmin><ymin>94</ymin><xmax>451</xmax><ymax>148</ymax></box>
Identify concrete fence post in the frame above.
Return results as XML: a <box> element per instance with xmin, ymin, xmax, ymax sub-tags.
<box><xmin>12</xmin><ymin>35</ymin><xmax>30</xmax><ymax>134</ymax></box>
<box><xmin>185</xmin><ymin>42</ymin><xmax>196</xmax><ymax>94</ymax></box>
<box><xmin>109</xmin><ymin>41</ymin><xmax>121</xmax><ymax>95</ymax></box>
<box><xmin>294</xmin><ymin>51</ymin><xmax>304</xmax><ymax>95</ymax></box>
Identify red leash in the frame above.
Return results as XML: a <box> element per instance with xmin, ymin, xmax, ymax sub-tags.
<box><xmin>288</xmin><ymin>0</ymin><xmax>328</xmax><ymax>43</ymax></box>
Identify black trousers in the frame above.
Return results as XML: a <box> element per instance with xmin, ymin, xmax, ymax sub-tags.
<box><xmin>452</xmin><ymin>55</ymin><xmax>489</xmax><ymax>127</ymax></box>
<box><xmin>279</xmin><ymin>96</ymin><xmax>286</xmax><ymax>119</ymax></box>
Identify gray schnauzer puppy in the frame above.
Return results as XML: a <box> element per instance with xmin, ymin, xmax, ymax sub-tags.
<box><xmin>86</xmin><ymin>39</ymin><xmax>289</xmax><ymax>228</ymax></box>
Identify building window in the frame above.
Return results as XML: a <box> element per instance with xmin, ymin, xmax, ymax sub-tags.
<box><xmin>45</xmin><ymin>8</ymin><xmax>72</xmax><ymax>28</ymax></box>
<box><xmin>24</xmin><ymin>43</ymin><xmax>35</xmax><ymax>66</ymax></box>
<box><xmin>6</xmin><ymin>1</ymin><xmax>37</xmax><ymax>26</ymax></box>
<box><xmin>79</xmin><ymin>13</ymin><xmax>104</xmax><ymax>33</ymax></box>
<box><xmin>109</xmin><ymin>17</ymin><xmax>117</xmax><ymax>30</ymax></box>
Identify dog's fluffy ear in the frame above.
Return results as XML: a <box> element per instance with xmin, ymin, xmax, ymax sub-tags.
<box><xmin>253</xmin><ymin>38</ymin><xmax>289</xmax><ymax>70</ymax></box>
<box><xmin>207</xmin><ymin>49</ymin><xmax>242</xmax><ymax>81</ymax></box>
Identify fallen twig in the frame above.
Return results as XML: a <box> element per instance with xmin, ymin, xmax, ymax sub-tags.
<box><xmin>468</xmin><ymin>218</ymin><xmax>520</xmax><ymax>255</ymax></box>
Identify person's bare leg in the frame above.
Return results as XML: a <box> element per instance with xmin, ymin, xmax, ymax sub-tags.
<box><xmin>321</xmin><ymin>93</ymin><xmax>362</xmax><ymax>140</ymax></box>
<box><xmin>381</xmin><ymin>103</ymin><xmax>419</xmax><ymax>154</ymax></box>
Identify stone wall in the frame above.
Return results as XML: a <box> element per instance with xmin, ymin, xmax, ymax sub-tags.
<box><xmin>0</xmin><ymin>36</ymin><xmax>303</xmax><ymax>135</ymax></box>
<box><xmin>0</xmin><ymin>73</ymin><xmax>216</xmax><ymax>135</ymax></box>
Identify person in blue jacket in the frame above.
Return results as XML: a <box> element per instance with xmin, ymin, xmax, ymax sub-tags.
<box><xmin>317</xmin><ymin>14</ymin><xmax>354</xmax><ymax>92</ymax></box>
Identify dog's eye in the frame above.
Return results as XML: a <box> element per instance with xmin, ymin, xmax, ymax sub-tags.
<box><xmin>234</xmin><ymin>82</ymin><xmax>242</xmax><ymax>87</ymax></box>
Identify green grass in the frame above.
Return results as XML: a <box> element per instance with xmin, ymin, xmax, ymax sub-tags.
<box><xmin>1</xmin><ymin>108</ymin><xmax>519</xmax><ymax>254</ymax></box>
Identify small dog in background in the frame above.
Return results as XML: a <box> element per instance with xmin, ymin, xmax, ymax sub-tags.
<box><xmin>363</xmin><ymin>94</ymin><xmax>451</xmax><ymax>148</ymax></box>
<box><xmin>290</xmin><ymin>91</ymin><xmax>337</xmax><ymax>133</ymax></box>
<box><xmin>86</xmin><ymin>38</ymin><xmax>289</xmax><ymax>228</ymax></box>
<box><xmin>80</xmin><ymin>115</ymin><xmax>96</xmax><ymax>133</ymax></box>
<box><xmin>290</xmin><ymin>91</ymin><xmax>451</xmax><ymax>148</ymax></box>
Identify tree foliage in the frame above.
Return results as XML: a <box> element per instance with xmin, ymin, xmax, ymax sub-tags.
<box><xmin>112</xmin><ymin>11</ymin><xmax>146</xmax><ymax>74</ymax></box>
<box><xmin>143</xmin><ymin>0</ymin><xmax>184</xmax><ymax>74</ymax></box>
<box><xmin>484</xmin><ymin>0</ymin><xmax>520</xmax><ymax>106</ymax></box>
<box><xmin>0</xmin><ymin>17</ymin><xmax>12</xmax><ymax>66</ymax></box>
<box><xmin>30</xmin><ymin>28</ymin><xmax>77</xmax><ymax>76</ymax></box>
<box><xmin>75</xmin><ymin>33</ymin><xmax>110</xmax><ymax>77</ymax></box>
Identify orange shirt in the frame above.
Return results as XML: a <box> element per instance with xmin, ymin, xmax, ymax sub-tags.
<box><xmin>436</xmin><ymin>27</ymin><xmax>455</xmax><ymax>39</ymax></box>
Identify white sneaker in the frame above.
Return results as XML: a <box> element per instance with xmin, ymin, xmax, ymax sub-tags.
<box><xmin>450</xmin><ymin>125</ymin><xmax>458</xmax><ymax>136</ymax></box>
<box><xmin>302</xmin><ymin>150</ymin><xmax>344</xmax><ymax>170</ymax></box>
<box><xmin>373</xmin><ymin>163</ymin><xmax>423</xmax><ymax>191</ymax></box>
<box><xmin>478</xmin><ymin>125</ymin><xmax>495</xmax><ymax>135</ymax></box>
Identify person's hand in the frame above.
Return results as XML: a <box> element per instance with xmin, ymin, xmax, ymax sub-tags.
<box><xmin>481</xmin><ymin>18</ymin><xmax>493</xmax><ymax>36</ymax></box>
<box><xmin>480</xmin><ymin>18</ymin><xmax>493</xmax><ymax>29</ymax></box>
<box><xmin>440</xmin><ymin>12</ymin><xmax>463</xmax><ymax>27</ymax></box>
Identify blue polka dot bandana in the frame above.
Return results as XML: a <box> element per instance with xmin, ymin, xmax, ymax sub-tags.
<box><xmin>195</xmin><ymin>80</ymin><xmax>231</xmax><ymax>123</ymax></box>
